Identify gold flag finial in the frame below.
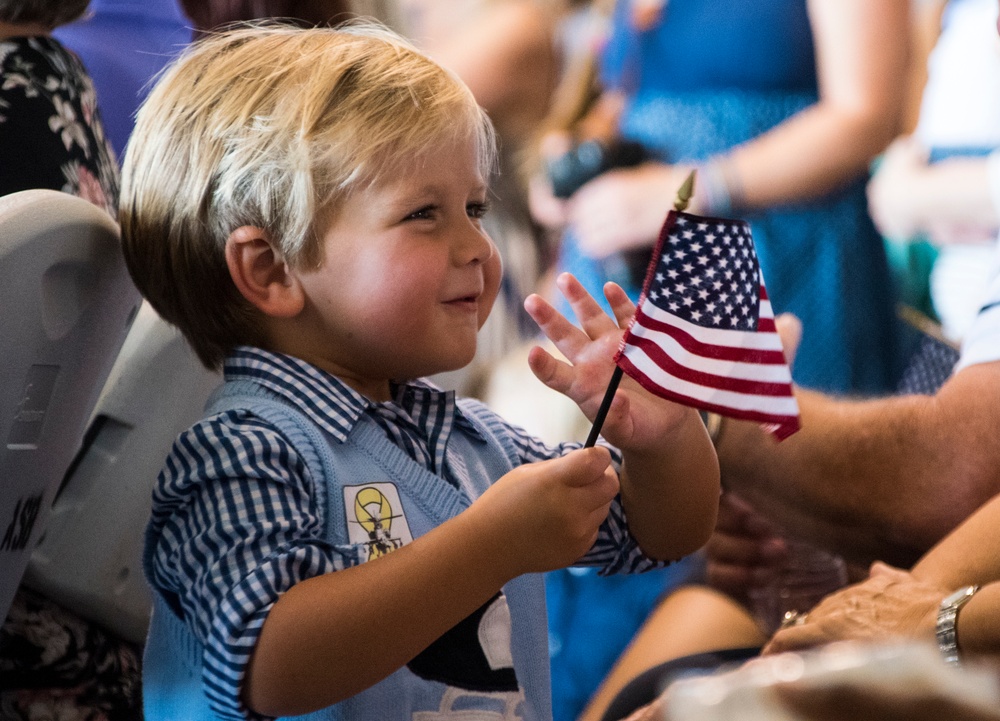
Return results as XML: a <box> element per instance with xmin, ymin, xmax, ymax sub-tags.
<box><xmin>673</xmin><ymin>170</ymin><xmax>696</xmax><ymax>212</ymax></box>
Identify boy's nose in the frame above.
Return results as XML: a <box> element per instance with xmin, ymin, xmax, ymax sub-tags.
<box><xmin>453</xmin><ymin>223</ymin><xmax>495</xmax><ymax>266</ymax></box>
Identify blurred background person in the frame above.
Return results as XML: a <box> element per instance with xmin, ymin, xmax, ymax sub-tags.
<box><xmin>53</xmin><ymin>0</ymin><xmax>191</xmax><ymax>160</ymax></box>
<box><xmin>0</xmin><ymin>0</ymin><xmax>118</xmax><ymax>212</ymax></box>
<box><xmin>179</xmin><ymin>0</ymin><xmax>352</xmax><ymax>36</ymax></box>
<box><xmin>868</xmin><ymin>0</ymin><xmax>1000</xmax><ymax>343</ymax></box>
<box><xmin>525</xmin><ymin>3</ymin><xmax>910</xmax><ymax>719</ymax></box>
<box><xmin>532</xmin><ymin>0</ymin><xmax>910</xmax><ymax>397</ymax></box>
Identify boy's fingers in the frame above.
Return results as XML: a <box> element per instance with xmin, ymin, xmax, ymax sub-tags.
<box><xmin>545</xmin><ymin>454</ymin><xmax>617</xmax><ymax>514</ymax></box>
<box><xmin>524</xmin><ymin>292</ymin><xmax>590</xmax><ymax>361</ymax></box>
<box><xmin>552</xmin><ymin>447</ymin><xmax>615</xmax><ymax>488</ymax></box>
<box><xmin>603</xmin><ymin>282</ymin><xmax>637</xmax><ymax>328</ymax></box>
<box><xmin>774</xmin><ymin>313</ymin><xmax>802</xmax><ymax>366</ymax></box>
<box><xmin>526</xmin><ymin>345</ymin><xmax>576</xmax><ymax>396</ymax></box>
<box><xmin>556</xmin><ymin>273</ymin><xmax>617</xmax><ymax>339</ymax></box>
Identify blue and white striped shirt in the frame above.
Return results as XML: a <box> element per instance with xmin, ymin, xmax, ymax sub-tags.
<box><xmin>145</xmin><ymin>347</ymin><xmax>665</xmax><ymax>720</ymax></box>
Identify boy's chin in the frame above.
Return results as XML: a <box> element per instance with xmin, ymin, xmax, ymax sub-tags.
<box><xmin>416</xmin><ymin>348</ymin><xmax>478</xmax><ymax>382</ymax></box>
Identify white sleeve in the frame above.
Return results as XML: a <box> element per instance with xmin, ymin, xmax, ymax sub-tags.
<box><xmin>956</xmin><ymin>239</ymin><xmax>1000</xmax><ymax>371</ymax></box>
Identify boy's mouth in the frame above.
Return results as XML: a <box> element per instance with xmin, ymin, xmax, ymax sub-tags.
<box><xmin>443</xmin><ymin>290</ymin><xmax>481</xmax><ymax>310</ymax></box>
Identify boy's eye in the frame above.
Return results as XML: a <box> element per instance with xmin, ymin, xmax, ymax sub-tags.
<box><xmin>467</xmin><ymin>201</ymin><xmax>490</xmax><ymax>220</ymax></box>
<box><xmin>405</xmin><ymin>205</ymin><xmax>437</xmax><ymax>221</ymax></box>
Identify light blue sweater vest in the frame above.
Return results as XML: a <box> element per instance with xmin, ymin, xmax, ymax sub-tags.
<box><xmin>142</xmin><ymin>380</ymin><xmax>552</xmax><ymax>721</ymax></box>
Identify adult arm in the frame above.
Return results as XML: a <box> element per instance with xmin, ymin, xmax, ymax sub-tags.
<box><xmin>718</xmin><ymin>359</ymin><xmax>1000</xmax><ymax>567</ymax></box>
<box><xmin>721</xmin><ymin>0</ymin><xmax>909</xmax><ymax>207</ymax></box>
<box><xmin>566</xmin><ymin>0</ymin><xmax>909</xmax><ymax>258</ymax></box>
<box><xmin>907</xmin><ymin>492</ymin><xmax>1000</xmax><ymax>660</ymax></box>
<box><xmin>867</xmin><ymin>137</ymin><xmax>1000</xmax><ymax>243</ymax></box>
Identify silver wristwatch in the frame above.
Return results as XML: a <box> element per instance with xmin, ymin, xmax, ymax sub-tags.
<box><xmin>936</xmin><ymin>585</ymin><xmax>979</xmax><ymax>665</ymax></box>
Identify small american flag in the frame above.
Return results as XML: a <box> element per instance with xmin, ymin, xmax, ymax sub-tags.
<box><xmin>614</xmin><ymin>210</ymin><xmax>800</xmax><ymax>440</ymax></box>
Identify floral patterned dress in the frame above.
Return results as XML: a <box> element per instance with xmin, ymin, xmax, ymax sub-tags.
<box><xmin>0</xmin><ymin>35</ymin><xmax>118</xmax><ymax>214</ymax></box>
<box><xmin>1</xmin><ymin>35</ymin><xmax>136</xmax><ymax>721</ymax></box>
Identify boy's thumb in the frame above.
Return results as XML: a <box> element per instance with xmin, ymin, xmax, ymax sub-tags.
<box><xmin>554</xmin><ymin>446</ymin><xmax>613</xmax><ymax>486</ymax></box>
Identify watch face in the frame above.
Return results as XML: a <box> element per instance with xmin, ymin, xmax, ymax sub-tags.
<box><xmin>943</xmin><ymin>586</ymin><xmax>978</xmax><ymax>608</ymax></box>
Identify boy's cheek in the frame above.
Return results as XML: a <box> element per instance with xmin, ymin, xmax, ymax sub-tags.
<box><xmin>477</xmin><ymin>255</ymin><xmax>503</xmax><ymax>328</ymax></box>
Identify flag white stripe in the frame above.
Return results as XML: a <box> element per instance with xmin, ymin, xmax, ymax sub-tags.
<box><xmin>627</xmin><ymin>320</ymin><xmax>794</xmax><ymax>383</ymax></box>
<box><xmin>637</xmin><ymin>299</ymin><xmax>785</xmax><ymax>352</ymax></box>
<box><xmin>621</xmin><ymin>345</ymin><xmax>800</xmax><ymax>415</ymax></box>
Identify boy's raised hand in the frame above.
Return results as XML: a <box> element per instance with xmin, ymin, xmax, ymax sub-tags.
<box><xmin>524</xmin><ymin>273</ymin><xmax>692</xmax><ymax>453</ymax></box>
<box><xmin>473</xmin><ymin>447</ymin><xmax>619</xmax><ymax>576</ymax></box>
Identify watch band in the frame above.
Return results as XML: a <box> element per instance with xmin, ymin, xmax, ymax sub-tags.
<box><xmin>936</xmin><ymin>585</ymin><xmax>980</xmax><ymax>665</ymax></box>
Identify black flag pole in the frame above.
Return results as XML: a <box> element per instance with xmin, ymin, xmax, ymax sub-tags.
<box><xmin>583</xmin><ymin>170</ymin><xmax>697</xmax><ymax>448</ymax></box>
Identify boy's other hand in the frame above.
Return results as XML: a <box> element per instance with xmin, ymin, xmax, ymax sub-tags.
<box><xmin>524</xmin><ymin>273</ymin><xmax>692</xmax><ymax>453</ymax></box>
<box><xmin>475</xmin><ymin>447</ymin><xmax>618</xmax><ymax>576</ymax></box>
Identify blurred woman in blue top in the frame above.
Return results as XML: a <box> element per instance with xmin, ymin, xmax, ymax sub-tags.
<box><xmin>541</xmin><ymin>0</ymin><xmax>910</xmax><ymax>396</ymax></box>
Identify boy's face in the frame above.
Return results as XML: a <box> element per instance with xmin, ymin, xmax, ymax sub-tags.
<box><xmin>289</xmin><ymin>135</ymin><xmax>502</xmax><ymax>399</ymax></box>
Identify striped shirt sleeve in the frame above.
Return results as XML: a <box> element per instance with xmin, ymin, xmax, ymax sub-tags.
<box><xmin>146</xmin><ymin>410</ymin><xmax>350</xmax><ymax>721</ymax></box>
<box><xmin>473</xmin><ymin>404</ymin><xmax>670</xmax><ymax>575</ymax></box>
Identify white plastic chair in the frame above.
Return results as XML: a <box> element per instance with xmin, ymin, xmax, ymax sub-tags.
<box><xmin>25</xmin><ymin>302</ymin><xmax>222</xmax><ymax>642</ymax></box>
<box><xmin>0</xmin><ymin>189</ymin><xmax>140</xmax><ymax>623</ymax></box>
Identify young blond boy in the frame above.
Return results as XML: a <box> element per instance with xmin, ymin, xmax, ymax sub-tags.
<box><xmin>120</xmin><ymin>23</ymin><xmax>719</xmax><ymax>721</ymax></box>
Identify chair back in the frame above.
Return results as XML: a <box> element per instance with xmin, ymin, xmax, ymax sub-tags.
<box><xmin>0</xmin><ymin>190</ymin><xmax>139</xmax><ymax>622</ymax></box>
<box><xmin>26</xmin><ymin>302</ymin><xmax>221</xmax><ymax>642</ymax></box>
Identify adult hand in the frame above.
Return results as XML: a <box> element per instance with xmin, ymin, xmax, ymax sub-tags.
<box><xmin>567</xmin><ymin>163</ymin><xmax>694</xmax><ymax>260</ymax></box>
<box><xmin>528</xmin><ymin>130</ymin><xmax>575</xmax><ymax>230</ymax></box>
<box><xmin>775</xmin><ymin>681</ymin><xmax>1000</xmax><ymax>721</ymax></box>
<box><xmin>710</xmin><ymin>315</ymin><xmax>799</xmax><ymax>603</ymax></box>
<box><xmin>764</xmin><ymin>562</ymin><xmax>944</xmax><ymax>655</ymax></box>
<box><xmin>866</xmin><ymin>136</ymin><xmax>930</xmax><ymax>240</ymax></box>
<box><xmin>705</xmin><ymin>492</ymin><xmax>789</xmax><ymax>606</ymax></box>
<box><xmin>773</xmin><ymin>313</ymin><xmax>802</xmax><ymax>367</ymax></box>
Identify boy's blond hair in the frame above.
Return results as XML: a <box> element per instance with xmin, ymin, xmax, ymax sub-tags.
<box><xmin>120</xmin><ymin>22</ymin><xmax>497</xmax><ymax>370</ymax></box>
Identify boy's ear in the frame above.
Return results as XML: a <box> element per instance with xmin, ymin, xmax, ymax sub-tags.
<box><xmin>225</xmin><ymin>226</ymin><xmax>304</xmax><ymax>318</ymax></box>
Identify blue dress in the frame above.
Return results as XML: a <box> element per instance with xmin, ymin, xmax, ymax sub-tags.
<box><xmin>548</xmin><ymin>4</ymin><xmax>903</xmax><ymax>720</ymax></box>
<box><xmin>560</xmin><ymin>0</ymin><xmax>905</xmax><ymax>396</ymax></box>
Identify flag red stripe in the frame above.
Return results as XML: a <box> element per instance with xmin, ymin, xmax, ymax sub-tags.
<box><xmin>630</xmin><ymin>311</ymin><xmax>789</xmax><ymax>365</ymax></box>
<box><xmin>617</xmin><ymin>355</ymin><xmax>800</xmax><ymax>434</ymax></box>
<box><xmin>622</xmin><ymin>334</ymin><xmax>795</xmax><ymax>396</ymax></box>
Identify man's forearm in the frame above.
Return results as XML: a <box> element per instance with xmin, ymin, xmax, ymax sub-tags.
<box><xmin>718</xmin><ymin>363</ymin><xmax>1000</xmax><ymax>566</ymax></box>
